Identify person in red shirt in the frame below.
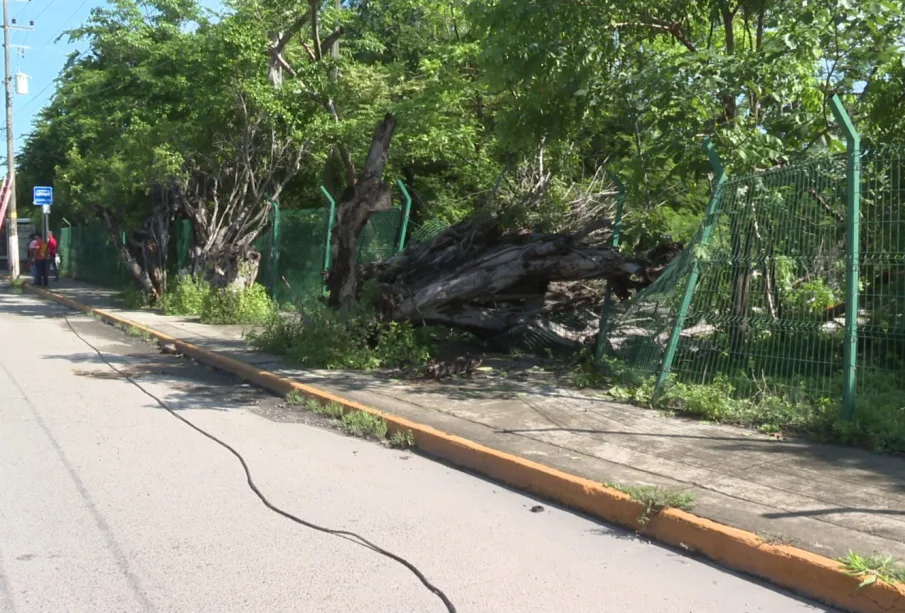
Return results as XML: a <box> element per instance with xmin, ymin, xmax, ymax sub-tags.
<box><xmin>47</xmin><ymin>230</ymin><xmax>59</xmax><ymax>281</ymax></box>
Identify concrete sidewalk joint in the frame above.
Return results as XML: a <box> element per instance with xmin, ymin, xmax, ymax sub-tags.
<box><xmin>21</xmin><ymin>281</ymin><xmax>905</xmax><ymax>613</ymax></box>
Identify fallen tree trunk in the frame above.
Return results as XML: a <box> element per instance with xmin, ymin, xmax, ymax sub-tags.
<box><xmin>322</xmin><ymin>119</ymin><xmax>681</xmax><ymax>345</ymax></box>
<box><xmin>360</xmin><ymin>218</ymin><xmax>682</xmax><ymax>341</ymax></box>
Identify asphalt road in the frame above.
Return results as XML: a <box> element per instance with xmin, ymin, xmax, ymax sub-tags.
<box><xmin>0</xmin><ymin>288</ymin><xmax>838</xmax><ymax>613</ymax></box>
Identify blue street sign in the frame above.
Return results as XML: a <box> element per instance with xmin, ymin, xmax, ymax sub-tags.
<box><xmin>33</xmin><ymin>186</ymin><xmax>53</xmax><ymax>206</ymax></box>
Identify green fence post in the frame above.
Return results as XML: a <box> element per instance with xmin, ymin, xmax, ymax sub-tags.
<box><xmin>120</xmin><ymin>231</ymin><xmax>127</xmax><ymax>287</ymax></box>
<box><xmin>269</xmin><ymin>199</ymin><xmax>281</xmax><ymax>297</ymax></box>
<box><xmin>320</xmin><ymin>185</ymin><xmax>337</xmax><ymax>297</ymax></box>
<box><xmin>594</xmin><ymin>172</ymin><xmax>626</xmax><ymax>361</ymax></box>
<box><xmin>61</xmin><ymin>218</ymin><xmax>72</xmax><ymax>278</ymax></box>
<box><xmin>829</xmin><ymin>94</ymin><xmax>861</xmax><ymax>420</ymax></box>
<box><xmin>396</xmin><ymin>179</ymin><xmax>412</xmax><ymax>253</ymax></box>
<box><xmin>655</xmin><ymin>139</ymin><xmax>727</xmax><ymax>393</ymax></box>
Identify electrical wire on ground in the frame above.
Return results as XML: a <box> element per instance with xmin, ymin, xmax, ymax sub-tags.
<box><xmin>62</xmin><ymin>314</ymin><xmax>457</xmax><ymax>613</ymax></box>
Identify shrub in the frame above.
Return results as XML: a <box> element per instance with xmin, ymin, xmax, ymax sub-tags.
<box><xmin>120</xmin><ymin>285</ymin><xmax>150</xmax><ymax>309</ymax></box>
<box><xmin>159</xmin><ymin>276</ymin><xmax>276</xmax><ymax>325</ymax></box>
<box><xmin>248</xmin><ymin>300</ymin><xmax>431</xmax><ymax>370</ymax></box>
<box><xmin>159</xmin><ymin>276</ymin><xmax>208</xmax><ymax>316</ymax></box>
<box><xmin>200</xmin><ymin>283</ymin><xmax>276</xmax><ymax>325</ymax></box>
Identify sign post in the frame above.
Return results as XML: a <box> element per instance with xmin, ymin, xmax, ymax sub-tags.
<box><xmin>33</xmin><ymin>186</ymin><xmax>52</xmax><ymax>240</ymax></box>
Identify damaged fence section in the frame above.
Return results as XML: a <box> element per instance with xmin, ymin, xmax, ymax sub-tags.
<box><xmin>601</xmin><ymin>96</ymin><xmax>905</xmax><ymax>421</ymax></box>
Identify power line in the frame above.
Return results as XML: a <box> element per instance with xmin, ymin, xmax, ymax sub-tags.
<box><xmin>44</xmin><ymin>0</ymin><xmax>89</xmax><ymax>46</ymax></box>
<box><xmin>31</xmin><ymin>0</ymin><xmax>62</xmax><ymax>23</ymax></box>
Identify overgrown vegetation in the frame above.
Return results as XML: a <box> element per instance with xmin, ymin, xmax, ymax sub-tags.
<box><xmin>601</xmin><ymin>358</ymin><xmax>905</xmax><ymax>454</ymax></box>
<box><xmin>840</xmin><ymin>552</ymin><xmax>905</xmax><ymax>588</ymax></box>
<box><xmin>159</xmin><ymin>276</ymin><xmax>208</xmax><ymax>316</ymax></box>
<box><xmin>9</xmin><ymin>277</ymin><xmax>25</xmax><ymax>294</ymax></box>
<box><xmin>114</xmin><ymin>322</ymin><xmax>153</xmax><ymax>343</ymax></box>
<box><xmin>157</xmin><ymin>276</ymin><xmax>276</xmax><ymax>325</ymax></box>
<box><xmin>388</xmin><ymin>429</ymin><xmax>416</xmax><ymax>449</ymax></box>
<box><xmin>606</xmin><ymin>483</ymin><xmax>696</xmax><ymax>525</ymax></box>
<box><xmin>200</xmin><ymin>284</ymin><xmax>275</xmax><ymax>325</ymax></box>
<box><xmin>120</xmin><ymin>285</ymin><xmax>150</xmax><ymax>309</ymax></box>
<box><xmin>249</xmin><ymin>298</ymin><xmax>432</xmax><ymax>370</ymax></box>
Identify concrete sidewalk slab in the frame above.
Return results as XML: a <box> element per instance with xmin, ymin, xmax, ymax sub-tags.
<box><xmin>22</xmin><ymin>278</ymin><xmax>905</xmax><ymax>612</ymax></box>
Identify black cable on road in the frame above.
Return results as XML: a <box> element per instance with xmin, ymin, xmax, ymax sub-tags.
<box><xmin>63</xmin><ymin>315</ymin><xmax>457</xmax><ymax>613</ymax></box>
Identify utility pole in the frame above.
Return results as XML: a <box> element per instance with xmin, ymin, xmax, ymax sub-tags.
<box><xmin>2</xmin><ymin>0</ymin><xmax>31</xmax><ymax>278</ymax></box>
<box><xmin>3</xmin><ymin>0</ymin><xmax>18</xmax><ymax>279</ymax></box>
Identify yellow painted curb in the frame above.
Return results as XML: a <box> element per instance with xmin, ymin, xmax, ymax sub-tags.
<box><xmin>21</xmin><ymin>282</ymin><xmax>905</xmax><ymax>613</ymax></box>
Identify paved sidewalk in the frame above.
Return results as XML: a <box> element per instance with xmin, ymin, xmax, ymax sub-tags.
<box><xmin>36</xmin><ymin>279</ymin><xmax>905</xmax><ymax>563</ymax></box>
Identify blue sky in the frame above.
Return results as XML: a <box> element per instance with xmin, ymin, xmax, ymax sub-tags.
<box><xmin>8</xmin><ymin>0</ymin><xmax>222</xmax><ymax>154</ymax></box>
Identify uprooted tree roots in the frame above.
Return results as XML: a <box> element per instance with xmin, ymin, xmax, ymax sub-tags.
<box><xmin>360</xmin><ymin>219</ymin><xmax>682</xmax><ymax>344</ymax></box>
<box><xmin>323</xmin><ymin>114</ymin><xmax>682</xmax><ymax>347</ymax></box>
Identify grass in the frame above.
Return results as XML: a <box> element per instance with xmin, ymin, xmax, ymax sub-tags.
<box><xmin>285</xmin><ymin>390</ymin><xmax>407</xmax><ymax>444</ymax></box>
<box><xmin>840</xmin><ymin>551</ymin><xmax>905</xmax><ymax>588</ymax></box>
<box><xmin>389</xmin><ymin>429</ymin><xmax>416</xmax><ymax>449</ymax></box>
<box><xmin>599</xmin><ymin>356</ymin><xmax>905</xmax><ymax>454</ymax></box>
<box><xmin>606</xmin><ymin>483</ymin><xmax>696</xmax><ymax>525</ymax></box>
<box><xmin>114</xmin><ymin>322</ymin><xmax>153</xmax><ymax>343</ymax></box>
<box><xmin>341</xmin><ymin>410</ymin><xmax>389</xmax><ymax>439</ymax></box>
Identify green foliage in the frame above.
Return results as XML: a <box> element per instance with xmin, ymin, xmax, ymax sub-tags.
<box><xmin>786</xmin><ymin>280</ymin><xmax>838</xmax><ymax>317</ymax></box>
<box><xmin>119</xmin><ymin>285</ymin><xmax>151</xmax><ymax>309</ymax></box>
<box><xmin>389</xmin><ymin>429</ymin><xmax>416</xmax><ymax>449</ymax></box>
<box><xmin>283</xmin><ymin>392</ymin><xmax>395</xmax><ymax>441</ymax></box>
<box><xmin>606</xmin><ymin>483</ymin><xmax>696</xmax><ymax>525</ymax></box>
<box><xmin>840</xmin><ymin>552</ymin><xmax>905</xmax><ymax>588</ymax></box>
<box><xmin>200</xmin><ymin>283</ymin><xmax>276</xmax><ymax>325</ymax></box>
<box><xmin>603</xmin><ymin>362</ymin><xmax>905</xmax><ymax>453</ymax></box>
<box><xmin>341</xmin><ymin>411</ymin><xmax>389</xmax><ymax>439</ymax></box>
<box><xmin>248</xmin><ymin>301</ymin><xmax>432</xmax><ymax>370</ymax></box>
<box><xmin>285</xmin><ymin>389</ymin><xmax>306</xmax><ymax>406</ymax></box>
<box><xmin>158</xmin><ymin>275</ymin><xmax>275</xmax><ymax>324</ymax></box>
<box><xmin>159</xmin><ymin>276</ymin><xmax>209</xmax><ymax>316</ymax></box>
<box><xmin>313</xmin><ymin>401</ymin><xmax>347</xmax><ymax>420</ymax></box>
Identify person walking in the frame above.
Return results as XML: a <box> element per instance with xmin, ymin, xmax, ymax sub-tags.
<box><xmin>27</xmin><ymin>233</ymin><xmax>39</xmax><ymax>283</ymax></box>
<box><xmin>33</xmin><ymin>234</ymin><xmax>50</xmax><ymax>287</ymax></box>
<box><xmin>46</xmin><ymin>231</ymin><xmax>59</xmax><ymax>281</ymax></box>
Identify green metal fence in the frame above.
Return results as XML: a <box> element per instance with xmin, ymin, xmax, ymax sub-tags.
<box><xmin>64</xmin><ymin>185</ymin><xmax>412</xmax><ymax>306</ymax></box>
<box><xmin>600</xmin><ymin>97</ymin><xmax>905</xmax><ymax>419</ymax></box>
<box><xmin>68</xmin><ymin>224</ymin><xmax>129</xmax><ymax>287</ymax></box>
<box><xmin>58</xmin><ymin>226</ymin><xmax>72</xmax><ymax>277</ymax></box>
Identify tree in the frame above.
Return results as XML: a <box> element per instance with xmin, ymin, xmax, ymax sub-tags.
<box><xmin>18</xmin><ymin>0</ymin><xmax>317</xmax><ymax>297</ymax></box>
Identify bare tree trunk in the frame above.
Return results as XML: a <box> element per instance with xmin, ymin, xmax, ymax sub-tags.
<box><xmin>96</xmin><ymin>206</ymin><xmax>158</xmax><ymax>297</ymax></box>
<box><xmin>325</xmin><ymin>113</ymin><xmax>397</xmax><ymax>310</ymax></box>
<box><xmin>181</xmin><ymin>96</ymin><xmax>307</xmax><ymax>289</ymax></box>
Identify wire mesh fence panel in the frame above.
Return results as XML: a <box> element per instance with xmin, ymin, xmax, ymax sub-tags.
<box><xmin>604</xmin><ymin>154</ymin><xmax>856</xmax><ymax>407</ymax></box>
<box><xmin>408</xmin><ymin>218</ymin><xmax>449</xmax><ymax>245</ymax></box>
<box><xmin>356</xmin><ymin>208</ymin><xmax>403</xmax><ymax>263</ymax></box>
<box><xmin>858</xmin><ymin>148</ymin><xmax>905</xmax><ymax>402</ymax></box>
<box><xmin>70</xmin><ymin>224</ymin><xmax>128</xmax><ymax>289</ymax></box>
<box><xmin>678</xmin><ymin>156</ymin><xmax>848</xmax><ymax>403</ymax></box>
<box><xmin>59</xmin><ymin>227</ymin><xmax>72</xmax><ymax>277</ymax></box>
<box><xmin>601</xmin><ymin>230</ymin><xmax>702</xmax><ymax>378</ymax></box>
<box><xmin>269</xmin><ymin>208</ymin><xmax>330</xmax><ymax>306</ymax></box>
